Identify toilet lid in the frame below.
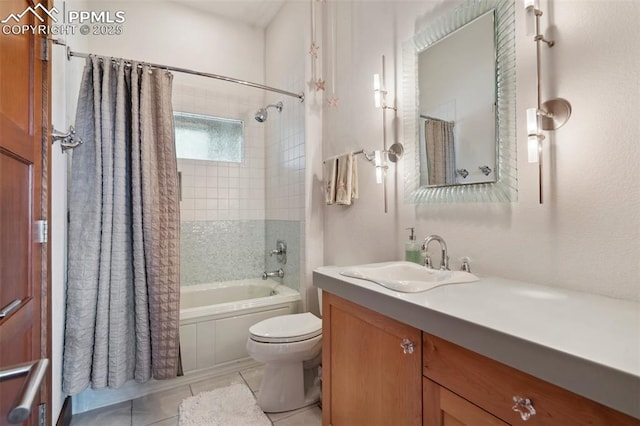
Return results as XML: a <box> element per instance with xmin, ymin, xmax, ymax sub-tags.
<box><xmin>249</xmin><ymin>312</ymin><xmax>322</xmax><ymax>343</ymax></box>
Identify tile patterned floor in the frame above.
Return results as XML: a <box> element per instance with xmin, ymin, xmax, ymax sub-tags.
<box><xmin>70</xmin><ymin>365</ymin><xmax>322</xmax><ymax>426</ymax></box>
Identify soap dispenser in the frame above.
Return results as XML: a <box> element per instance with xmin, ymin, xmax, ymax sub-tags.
<box><xmin>405</xmin><ymin>227</ymin><xmax>421</xmax><ymax>264</ymax></box>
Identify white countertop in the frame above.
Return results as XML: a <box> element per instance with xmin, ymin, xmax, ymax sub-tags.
<box><xmin>313</xmin><ymin>263</ymin><xmax>640</xmax><ymax>419</ymax></box>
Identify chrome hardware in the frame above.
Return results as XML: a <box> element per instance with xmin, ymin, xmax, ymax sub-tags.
<box><xmin>0</xmin><ymin>299</ymin><xmax>22</xmax><ymax>319</ymax></box>
<box><xmin>51</xmin><ymin>125</ymin><xmax>84</xmax><ymax>152</ymax></box>
<box><xmin>400</xmin><ymin>338</ymin><xmax>415</xmax><ymax>354</ymax></box>
<box><xmin>386</xmin><ymin>143</ymin><xmax>404</xmax><ymax>163</ymax></box>
<box><xmin>423</xmin><ymin>255</ymin><xmax>433</xmax><ymax>269</ymax></box>
<box><xmin>456</xmin><ymin>168</ymin><xmax>469</xmax><ymax>178</ymax></box>
<box><xmin>269</xmin><ymin>240</ymin><xmax>287</xmax><ymax>264</ymax></box>
<box><xmin>0</xmin><ymin>359</ymin><xmax>49</xmax><ymax>424</ymax></box>
<box><xmin>460</xmin><ymin>257</ymin><xmax>471</xmax><ymax>273</ymax></box>
<box><xmin>512</xmin><ymin>396</ymin><xmax>536</xmax><ymax>421</ymax></box>
<box><xmin>479</xmin><ymin>165</ymin><xmax>492</xmax><ymax>176</ymax></box>
<box><xmin>421</xmin><ymin>235</ymin><xmax>449</xmax><ymax>270</ymax></box>
<box><xmin>34</xmin><ymin>220</ymin><xmax>47</xmax><ymax>244</ymax></box>
<box><xmin>262</xmin><ymin>269</ymin><xmax>284</xmax><ymax>280</ymax></box>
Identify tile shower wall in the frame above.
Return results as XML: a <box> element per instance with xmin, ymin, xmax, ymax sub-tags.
<box><xmin>264</xmin><ymin>62</ymin><xmax>306</xmax><ymax>292</ymax></box>
<box><xmin>174</xmin><ymin>79</ymin><xmax>267</xmax><ymax>285</ymax></box>
<box><xmin>265</xmin><ymin>220</ymin><xmax>301</xmax><ymax>291</ymax></box>
<box><xmin>265</xmin><ymin>87</ymin><xmax>306</xmax><ymax>222</ymax></box>
<box><xmin>180</xmin><ymin>221</ymin><xmax>265</xmax><ymax>285</ymax></box>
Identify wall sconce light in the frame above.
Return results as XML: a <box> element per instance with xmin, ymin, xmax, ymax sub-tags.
<box><xmin>372</xmin><ymin>55</ymin><xmax>401</xmax><ymax>214</ymax></box>
<box><xmin>372</xmin><ymin>56</ymin><xmax>396</xmax><ymax>111</ymax></box>
<box><xmin>525</xmin><ymin>0</ymin><xmax>571</xmax><ymax>203</ymax></box>
<box><xmin>373</xmin><ymin>74</ymin><xmax>382</xmax><ymax>108</ymax></box>
<box><xmin>374</xmin><ymin>151</ymin><xmax>384</xmax><ymax>184</ymax></box>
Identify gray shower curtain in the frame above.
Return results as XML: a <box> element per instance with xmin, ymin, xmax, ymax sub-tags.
<box><xmin>63</xmin><ymin>56</ymin><xmax>180</xmax><ymax>395</ymax></box>
<box><xmin>425</xmin><ymin>119</ymin><xmax>457</xmax><ymax>185</ymax></box>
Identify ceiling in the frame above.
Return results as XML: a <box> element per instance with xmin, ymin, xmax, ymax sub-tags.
<box><xmin>175</xmin><ymin>1</ymin><xmax>286</xmax><ymax>28</ymax></box>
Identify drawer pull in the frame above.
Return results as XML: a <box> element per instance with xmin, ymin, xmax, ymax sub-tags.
<box><xmin>400</xmin><ymin>338</ymin><xmax>415</xmax><ymax>354</ymax></box>
<box><xmin>512</xmin><ymin>396</ymin><xmax>536</xmax><ymax>421</ymax></box>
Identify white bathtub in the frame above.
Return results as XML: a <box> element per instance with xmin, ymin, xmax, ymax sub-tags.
<box><xmin>179</xmin><ymin>278</ymin><xmax>301</xmax><ymax>373</ymax></box>
<box><xmin>72</xmin><ymin>279</ymin><xmax>300</xmax><ymax>414</ymax></box>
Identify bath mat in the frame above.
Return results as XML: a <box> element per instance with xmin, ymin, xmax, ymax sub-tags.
<box><xmin>178</xmin><ymin>383</ymin><xmax>271</xmax><ymax>426</ymax></box>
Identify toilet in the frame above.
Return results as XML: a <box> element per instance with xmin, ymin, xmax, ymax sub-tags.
<box><xmin>246</xmin><ymin>292</ymin><xmax>323</xmax><ymax>413</ymax></box>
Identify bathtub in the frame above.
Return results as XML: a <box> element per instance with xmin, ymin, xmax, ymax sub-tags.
<box><xmin>179</xmin><ymin>278</ymin><xmax>301</xmax><ymax>374</ymax></box>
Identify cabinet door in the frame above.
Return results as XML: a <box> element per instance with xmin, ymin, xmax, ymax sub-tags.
<box><xmin>323</xmin><ymin>292</ymin><xmax>422</xmax><ymax>426</ymax></box>
<box><xmin>423</xmin><ymin>378</ymin><xmax>508</xmax><ymax>426</ymax></box>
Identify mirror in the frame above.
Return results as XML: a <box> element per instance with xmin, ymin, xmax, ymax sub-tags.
<box><xmin>419</xmin><ymin>11</ymin><xmax>495</xmax><ymax>187</ymax></box>
<box><xmin>403</xmin><ymin>0</ymin><xmax>517</xmax><ymax>203</ymax></box>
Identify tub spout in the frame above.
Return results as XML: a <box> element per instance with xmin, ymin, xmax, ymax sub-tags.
<box><xmin>262</xmin><ymin>269</ymin><xmax>284</xmax><ymax>280</ymax></box>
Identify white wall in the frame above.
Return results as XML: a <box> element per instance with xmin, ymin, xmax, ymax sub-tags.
<box><xmin>321</xmin><ymin>0</ymin><xmax>640</xmax><ymax>302</ymax></box>
<box><xmin>80</xmin><ymin>1</ymin><xmax>265</xmax><ymax>94</ymax></box>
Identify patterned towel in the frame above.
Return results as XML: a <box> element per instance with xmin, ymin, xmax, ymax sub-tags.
<box><xmin>336</xmin><ymin>153</ymin><xmax>358</xmax><ymax>205</ymax></box>
<box><xmin>324</xmin><ymin>157</ymin><xmax>338</xmax><ymax>205</ymax></box>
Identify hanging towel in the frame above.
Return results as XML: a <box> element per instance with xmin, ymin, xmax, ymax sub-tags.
<box><xmin>324</xmin><ymin>157</ymin><xmax>338</xmax><ymax>205</ymax></box>
<box><xmin>336</xmin><ymin>153</ymin><xmax>358</xmax><ymax>205</ymax></box>
<box><xmin>351</xmin><ymin>156</ymin><xmax>359</xmax><ymax>200</ymax></box>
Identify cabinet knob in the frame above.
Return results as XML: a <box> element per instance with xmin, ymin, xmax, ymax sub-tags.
<box><xmin>512</xmin><ymin>396</ymin><xmax>536</xmax><ymax>421</ymax></box>
<box><xmin>400</xmin><ymin>338</ymin><xmax>415</xmax><ymax>354</ymax></box>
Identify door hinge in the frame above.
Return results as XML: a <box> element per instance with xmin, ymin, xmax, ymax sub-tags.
<box><xmin>41</xmin><ymin>38</ymin><xmax>49</xmax><ymax>62</ymax></box>
<box><xmin>34</xmin><ymin>220</ymin><xmax>47</xmax><ymax>244</ymax></box>
<box><xmin>38</xmin><ymin>403</ymin><xmax>46</xmax><ymax>426</ymax></box>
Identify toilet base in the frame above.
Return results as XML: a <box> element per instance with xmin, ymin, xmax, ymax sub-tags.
<box><xmin>256</xmin><ymin>361</ymin><xmax>321</xmax><ymax>413</ymax></box>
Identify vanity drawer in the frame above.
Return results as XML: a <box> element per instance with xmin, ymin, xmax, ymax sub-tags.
<box><xmin>422</xmin><ymin>332</ymin><xmax>639</xmax><ymax>425</ymax></box>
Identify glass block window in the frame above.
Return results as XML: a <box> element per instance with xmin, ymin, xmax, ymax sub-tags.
<box><xmin>174</xmin><ymin>112</ymin><xmax>244</xmax><ymax>163</ymax></box>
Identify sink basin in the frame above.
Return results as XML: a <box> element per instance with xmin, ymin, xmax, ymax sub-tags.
<box><xmin>340</xmin><ymin>261</ymin><xmax>479</xmax><ymax>293</ymax></box>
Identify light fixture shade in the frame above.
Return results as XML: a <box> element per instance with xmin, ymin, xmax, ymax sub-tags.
<box><xmin>526</xmin><ymin>108</ymin><xmax>539</xmax><ymax>163</ymax></box>
<box><xmin>526</xmin><ymin>107</ymin><xmax>538</xmax><ymax>135</ymax></box>
<box><xmin>373</xmin><ymin>74</ymin><xmax>381</xmax><ymax>108</ymax></box>
<box><xmin>527</xmin><ymin>135</ymin><xmax>539</xmax><ymax>163</ymax></box>
<box><xmin>524</xmin><ymin>0</ymin><xmax>538</xmax><ymax>36</ymax></box>
<box><xmin>374</xmin><ymin>150</ymin><xmax>383</xmax><ymax>183</ymax></box>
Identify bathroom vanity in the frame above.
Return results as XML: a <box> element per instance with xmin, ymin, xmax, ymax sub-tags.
<box><xmin>314</xmin><ymin>265</ymin><xmax>640</xmax><ymax>425</ymax></box>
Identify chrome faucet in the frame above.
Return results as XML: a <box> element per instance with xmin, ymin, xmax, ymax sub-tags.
<box><xmin>262</xmin><ymin>269</ymin><xmax>284</xmax><ymax>280</ymax></box>
<box><xmin>421</xmin><ymin>235</ymin><xmax>449</xmax><ymax>270</ymax></box>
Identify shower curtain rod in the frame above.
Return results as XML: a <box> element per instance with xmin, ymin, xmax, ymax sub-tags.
<box><xmin>62</xmin><ymin>45</ymin><xmax>305</xmax><ymax>102</ymax></box>
<box><xmin>420</xmin><ymin>114</ymin><xmax>454</xmax><ymax>124</ymax></box>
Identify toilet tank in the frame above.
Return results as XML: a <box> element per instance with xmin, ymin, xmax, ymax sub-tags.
<box><xmin>318</xmin><ymin>288</ymin><xmax>322</xmax><ymax>316</ymax></box>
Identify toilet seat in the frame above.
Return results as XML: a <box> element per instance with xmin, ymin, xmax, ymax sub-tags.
<box><xmin>249</xmin><ymin>312</ymin><xmax>322</xmax><ymax>343</ymax></box>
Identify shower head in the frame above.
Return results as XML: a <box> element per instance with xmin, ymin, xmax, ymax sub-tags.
<box><xmin>254</xmin><ymin>101</ymin><xmax>283</xmax><ymax>122</ymax></box>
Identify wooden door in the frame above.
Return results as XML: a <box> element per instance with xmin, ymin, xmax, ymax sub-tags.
<box><xmin>322</xmin><ymin>292</ymin><xmax>422</xmax><ymax>426</ymax></box>
<box><xmin>423</xmin><ymin>378</ymin><xmax>508</xmax><ymax>426</ymax></box>
<box><xmin>0</xmin><ymin>0</ymin><xmax>51</xmax><ymax>425</ymax></box>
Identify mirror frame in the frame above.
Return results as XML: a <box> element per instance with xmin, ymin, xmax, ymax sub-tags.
<box><xmin>403</xmin><ymin>0</ymin><xmax>517</xmax><ymax>203</ymax></box>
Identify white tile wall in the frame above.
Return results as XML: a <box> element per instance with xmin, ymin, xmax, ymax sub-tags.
<box><xmin>265</xmin><ymin>64</ymin><xmax>306</xmax><ymax>221</ymax></box>
<box><xmin>173</xmin><ymin>79</ymin><xmax>266</xmax><ymax>222</ymax></box>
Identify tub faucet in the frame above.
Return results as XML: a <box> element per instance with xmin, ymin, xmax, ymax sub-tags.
<box><xmin>262</xmin><ymin>269</ymin><xmax>284</xmax><ymax>280</ymax></box>
<box><xmin>421</xmin><ymin>235</ymin><xmax>449</xmax><ymax>270</ymax></box>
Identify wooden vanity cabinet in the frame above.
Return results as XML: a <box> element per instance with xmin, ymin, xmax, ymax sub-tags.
<box><xmin>422</xmin><ymin>332</ymin><xmax>640</xmax><ymax>426</ymax></box>
<box><xmin>322</xmin><ymin>292</ymin><xmax>422</xmax><ymax>426</ymax></box>
<box><xmin>322</xmin><ymin>292</ymin><xmax>639</xmax><ymax>426</ymax></box>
